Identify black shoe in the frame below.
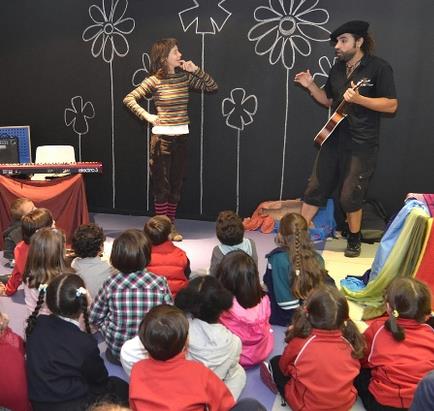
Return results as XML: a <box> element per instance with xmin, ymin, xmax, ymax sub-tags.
<box><xmin>345</xmin><ymin>239</ymin><xmax>361</xmax><ymax>258</ymax></box>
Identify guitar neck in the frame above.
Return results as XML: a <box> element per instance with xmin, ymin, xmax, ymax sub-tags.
<box><xmin>335</xmin><ymin>99</ymin><xmax>348</xmax><ymax>115</ymax></box>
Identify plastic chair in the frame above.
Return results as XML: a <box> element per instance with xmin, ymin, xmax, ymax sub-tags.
<box><xmin>32</xmin><ymin>145</ymin><xmax>76</xmax><ymax>180</ymax></box>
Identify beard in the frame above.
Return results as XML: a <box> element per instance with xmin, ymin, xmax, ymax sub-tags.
<box><xmin>335</xmin><ymin>48</ymin><xmax>357</xmax><ymax>62</ymax></box>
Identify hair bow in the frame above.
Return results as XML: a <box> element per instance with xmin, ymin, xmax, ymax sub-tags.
<box><xmin>76</xmin><ymin>287</ymin><xmax>87</xmax><ymax>298</ymax></box>
<box><xmin>38</xmin><ymin>283</ymin><xmax>48</xmax><ymax>293</ymax></box>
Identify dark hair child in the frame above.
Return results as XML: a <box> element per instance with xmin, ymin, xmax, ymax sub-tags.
<box><xmin>71</xmin><ymin>223</ymin><xmax>116</xmax><ymax>298</ymax></box>
<box><xmin>2</xmin><ymin>197</ymin><xmax>34</xmax><ymax>262</ymax></box>
<box><xmin>25</xmin><ymin>273</ymin><xmax>128</xmax><ymax>411</ymax></box>
<box><xmin>355</xmin><ymin>277</ymin><xmax>434</xmax><ymax>410</ymax></box>
<box><xmin>262</xmin><ymin>286</ymin><xmax>364</xmax><ymax>411</ymax></box>
<box><xmin>175</xmin><ymin>276</ymin><xmax>246</xmax><ymax>398</ymax></box>
<box><xmin>216</xmin><ymin>250</ymin><xmax>273</xmax><ymax>367</ymax></box>
<box><xmin>89</xmin><ymin>229</ymin><xmax>172</xmax><ymax>364</ymax></box>
<box><xmin>23</xmin><ymin>227</ymin><xmax>67</xmax><ymax>321</ymax></box>
<box><xmin>209</xmin><ymin>210</ymin><xmax>258</xmax><ymax>276</ymax></box>
<box><xmin>264</xmin><ymin>212</ymin><xmax>335</xmax><ymax>326</ymax></box>
<box><xmin>0</xmin><ymin>207</ymin><xmax>53</xmax><ymax>296</ymax></box>
<box><xmin>129</xmin><ymin>304</ymin><xmax>266</xmax><ymax>411</ymax></box>
<box><xmin>144</xmin><ymin>215</ymin><xmax>190</xmax><ymax>297</ymax></box>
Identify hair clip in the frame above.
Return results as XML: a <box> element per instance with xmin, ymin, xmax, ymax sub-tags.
<box><xmin>295</xmin><ymin>269</ymin><xmax>301</xmax><ymax>277</ymax></box>
<box><xmin>392</xmin><ymin>309</ymin><xmax>399</xmax><ymax>318</ymax></box>
<box><xmin>76</xmin><ymin>287</ymin><xmax>87</xmax><ymax>298</ymax></box>
<box><xmin>38</xmin><ymin>283</ymin><xmax>48</xmax><ymax>293</ymax></box>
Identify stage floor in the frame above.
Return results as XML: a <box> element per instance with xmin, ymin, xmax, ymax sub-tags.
<box><xmin>1</xmin><ymin>213</ymin><xmax>377</xmax><ymax>410</ymax></box>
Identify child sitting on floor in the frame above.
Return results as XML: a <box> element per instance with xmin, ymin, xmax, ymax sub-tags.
<box><xmin>25</xmin><ymin>273</ymin><xmax>129</xmax><ymax>411</ymax></box>
<box><xmin>89</xmin><ymin>229</ymin><xmax>172</xmax><ymax>364</ymax></box>
<box><xmin>0</xmin><ymin>208</ymin><xmax>53</xmax><ymax>296</ymax></box>
<box><xmin>121</xmin><ymin>275</ymin><xmax>246</xmax><ymax>399</ymax></box>
<box><xmin>0</xmin><ymin>311</ymin><xmax>31</xmax><ymax>411</ymax></box>
<box><xmin>216</xmin><ymin>250</ymin><xmax>273</xmax><ymax>367</ymax></box>
<box><xmin>71</xmin><ymin>223</ymin><xmax>117</xmax><ymax>298</ymax></box>
<box><xmin>264</xmin><ymin>212</ymin><xmax>335</xmax><ymax>326</ymax></box>
<box><xmin>144</xmin><ymin>215</ymin><xmax>190</xmax><ymax>297</ymax></box>
<box><xmin>355</xmin><ymin>277</ymin><xmax>434</xmax><ymax>410</ymax></box>
<box><xmin>2</xmin><ymin>197</ymin><xmax>35</xmax><ymax>267</ymax></box>
<box><xmin>209</xmin><ymin>210</ymin><xmax>258</xmax><ymax>276</ymax></box>
<box><xmin>23</xmin><ymin>227</ymin><xmax>68</xmax><ymax>319</ymax></box>
<box><xmin>262</xmin><ymin>285</ymin><xmax>364</xmax><ymax>411</ymax></box>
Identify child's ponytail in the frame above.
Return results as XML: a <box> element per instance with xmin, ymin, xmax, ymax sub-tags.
<box><xmin>384</xmin><ymin>278</ymin><xmax>431</xmax><ymax>342</ymax></box>
<box><xmin>385</xmin><ymin>308</ymin><xmax>405</xmax><ymax>341</ymax></box>
<box><xmin>77</xmin><ymin>287</ymin><xmax>91</xmax><ymax>334</ymax></box>
<box><xmin>341</xmin><ymin>318</ymin><xmax>366</xmax><ymax>358</ymax></box>
<box><xmin>25</xmin><ymin>284</ymin><xmax>47</xmax><ymax>337</ymax></box>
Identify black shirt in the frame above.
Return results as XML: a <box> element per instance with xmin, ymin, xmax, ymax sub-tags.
<box><xmin>324</xmin><ymin>54</ymin><xmax>397</xmax><ymax>148</ymax></box>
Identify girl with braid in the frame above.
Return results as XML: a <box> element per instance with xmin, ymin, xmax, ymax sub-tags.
<box><xmin>261</xmin><ymin>286</ymin><xmax>364</xmax><ymax>411</ymax></box>
<box><xmin>124</xmin><ymin>38</ymin><xmax>218</xmax><ymax>241</ymax></box>
<box><xmin>355</xmin><ymin>278</ymin><xmax>434</xmax><ymax>410</ymax></box>
<box><xmin>23</xmin><ymin>227</ymin><xmax>68</xmax><ymax>318</ymax></box>
<box><xmin>26</xmin><ymin>274</ymin><xmax>129</xmax><ymax>411</ymax></box>
<box><xmin>263</xmin><ymin>213</ymin><xmax>335</xmax><ymax>326</ymax></box>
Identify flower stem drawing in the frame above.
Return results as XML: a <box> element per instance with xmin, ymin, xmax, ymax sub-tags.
<box><xmin>222</xmin><ymin>88</ymin><xmax>258</xmax><ymax>213</ymax></box>
<box><xmin>132</xmin><ymin>52</ymin><xmax>152</xmax><ymax>211</ymax></box>
<box><xmin>248</xmin><ymin>0</ymin><xmax>330</xmax><ymax>199</ymax></box>
<box><xmin>82</xmin><ymin>0</ymin><xmax>135</xmax><ymax>208</ymax></box>
<box><xmin>64</xmin><ymin>96</ymin><xmax>95</xmax><ymax>161</ymax></box>
<box><xmin>179</xmin><ymin>0</ymin><xmax>231</xmax><ymax>214</ymax></box>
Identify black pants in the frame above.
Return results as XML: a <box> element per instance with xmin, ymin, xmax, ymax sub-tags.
<box><xmin>354</xmin><ymin>368</ymin><xmax>408</xmax><ymax>411</ymax></box>
<box><xmin>303</xmin><ymin>132</ymin><xmax>378</xmax><ymax>213</ymax></box>
<box><xmin>31</xmin><ymin>376</ymin><xmax>129</xmax><ymax>411</ymax></box>
<box><xmin>231</xmin><ymin>398</ymin><xmax>267</xmax><ymax>411</ymax></box>
<box><xmin>269</xmin><ymin>355</ymin><xmax>291</xmax><ymax>399</ymax></box>
<box><xmin>150</xmin><ymin>134</ymin><xmax>188</xmax><ymax>204</ymax></box>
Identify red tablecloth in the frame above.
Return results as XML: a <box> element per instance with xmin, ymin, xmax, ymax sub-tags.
<box><xmin>0</xmin><ymin>174</ymin><xmax>89</xmax><ymax>248</ymax></box>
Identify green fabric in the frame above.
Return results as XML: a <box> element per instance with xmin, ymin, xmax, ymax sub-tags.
<box><xmin>342</xmin><ymin>208</ymin><xmax>430</xmax><ymax>319</ymax></box>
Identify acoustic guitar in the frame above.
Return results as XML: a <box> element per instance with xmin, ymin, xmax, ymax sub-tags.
<box><xmin>314</xmin><ymin>78</ymin><xmax>372</xmax><ymax>146</ymax></box>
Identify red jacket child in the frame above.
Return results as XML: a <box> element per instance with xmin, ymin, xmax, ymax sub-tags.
<box><xmin>147</xmin><ymin>240</ymin><xmax>190</xmax><ymax>297</ymax></box>
<box><xmin>279</xmin><ymin>328</ymin><xmax>360</xmax><ymax>411</ymax></box>
<box><xmin>362</xmin><ymin>317</ymin><xmax>434</xmax><ymax>408</ymax></box>
<box><xmin>2</xmin><ymin>241</ymin><xmax>29</xmax><ymax>296</ymax></box>
<box><xmin>0</xmin><ymin>314</ymin><xmax>31</xmax><ymax>411</ymax></box>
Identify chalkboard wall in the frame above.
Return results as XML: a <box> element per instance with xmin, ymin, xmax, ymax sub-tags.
<box><xmin>1</xmin><ymin>0</ymin><xmax>433</xmax><ymax>220</ymax></box>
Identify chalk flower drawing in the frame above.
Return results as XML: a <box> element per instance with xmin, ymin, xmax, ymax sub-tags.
<box><xmin>248</xmin><ymin>0</ymin><xmax>330</xmax><ymax>69</ymax></box>
<box><xmin>132</xmin><ymin>52</ymin><xmax>152</xmax><ymax>89</ymax></box>
<box><xmin>82</xmin><ymin>0</ymin><xmax>135</xmax><ymax>63</ymax></box>
<box><xmin>64</xmin><ymin>96</ymin><xmax>95</xmax><ymax>161</ymax></box>
<box><xmin>222</xmin><ymin>88</ymin><xmax>258</xmax><ymax>213</ymax></box>
<box><xmin>179</xmin><ymin>0</ymin><xmax>231</xmax><ymax>215</ymax></box>
<box><xmin>82</xmin><ymin>0</ymin><xmax>135</xmax><ymax>208</ymax></box>
<box><xmin>248</xmin><ymin>0</ymin><xmax>330</xmax><ymax>200</ymax></box>
<box><xmin>222</xmin><ymin>88</ymin><xmax>258</xmax><ymax>131</ymax></box>
<box><xmin>131</xmin><ymin>52</ymin><xmax>152</xmax><ymax>211</ymax></box>
<box><xmin>313</xmin><ymin>55</ymin><xmax>336</xmax><ymax>88</ymax></box>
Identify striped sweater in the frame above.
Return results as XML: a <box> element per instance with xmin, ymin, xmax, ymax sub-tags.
<box><xmin>123</xmin><ymin>68</ymin><xmax>217</xmax><ymax>126</ymax></box>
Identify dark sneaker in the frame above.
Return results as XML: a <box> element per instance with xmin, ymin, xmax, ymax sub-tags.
<box><xmin>169</xmin><ymin>225</ymin><xmax>183</xmax><ymax>242</ymax></box>
<box><xmin>260</xmin><ymin>361</ymin><xmax>278</xmax><ymax>394</ymax></box>
<box><xmin>345</xmin><ymin>239</ymin><xmax>361</xmax><ymax>258</ymax></box>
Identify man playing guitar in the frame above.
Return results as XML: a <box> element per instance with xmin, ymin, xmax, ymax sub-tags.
<box><xmin>294</xmin><ymin>20</ymin><xmax>398</xmax><ymax>257</ymax></box>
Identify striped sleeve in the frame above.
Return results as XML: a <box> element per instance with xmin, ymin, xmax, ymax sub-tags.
<box><xmin>123</xmin><ymin>76</ymin><xmax>158</xmax><ymax>121</ymax></box>
<box><xmin>188</xmin><ymin>68</ymin><xmax>218</xmax><ymax>92</ymax></box>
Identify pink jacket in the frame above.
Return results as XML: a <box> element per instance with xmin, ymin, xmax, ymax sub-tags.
<box><xmin>220</xmin><ymin>296</ymin><xmax>273</xmax><ymax>367</ymax></box>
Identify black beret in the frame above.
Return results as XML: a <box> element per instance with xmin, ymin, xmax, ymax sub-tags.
<box><xmin>330</xmin><ymin>20</ymin><xmax>369</xmax><ymax>42</ymax></box>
